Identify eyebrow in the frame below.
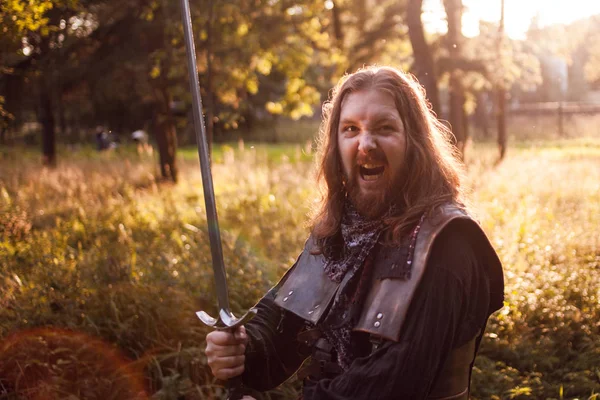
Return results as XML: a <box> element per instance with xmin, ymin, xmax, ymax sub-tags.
<box><xmin>339</xmin><ymin>113</ymin><xmax>401</xmax><ymax>125</ymax></box>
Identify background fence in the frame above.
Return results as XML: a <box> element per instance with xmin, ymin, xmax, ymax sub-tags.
<box><xmin>506</xmin><ymin>102</ymin><xmax>600</xmax><ymax>140</ymax></box>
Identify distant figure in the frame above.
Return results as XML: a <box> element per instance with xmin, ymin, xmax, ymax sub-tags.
<box><xmin>95</xmin><ymin>126</ymin><xmax>109</xmax><ymax>151</ymax></box>
<box><xmin>131</xmin><ymin>129</ymin><xmax>152</xmax><ymax>155</ymax></box>
<box><xmin>131</xmin><ymin>129</ymin><xmax>147</xmax><ymax>143</ymax></box>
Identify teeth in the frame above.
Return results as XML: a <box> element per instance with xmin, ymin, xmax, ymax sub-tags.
<box><xmin>362</xmin><ymin>164</ymin><xmax>382</xmax><ymax>169</ymax></box>
<box><xmin>360</xmin><ymin>164</ymin><xmax>384</xmax><ymax>181</ymax></box>
<box><xmin>363</xmin><ymin>174</ymin><xmax>379</xmax><ymax>181</ymax></box>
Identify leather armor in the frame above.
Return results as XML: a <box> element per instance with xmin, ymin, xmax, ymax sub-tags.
<box><xmin>273</xmin><ymin>204</ymin><xmax>503</xmax><ymax>399</ymax></box>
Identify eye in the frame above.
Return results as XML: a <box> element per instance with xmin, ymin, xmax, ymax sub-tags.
<box><xmin>341</xmin><ymin>125</ymin><xmax>359</xmax><ymax>134</ymax></box>
<box><xmin>376</xmin><ymin>124</ymin><xmax>395</xmax><ymax>135</ymax></box>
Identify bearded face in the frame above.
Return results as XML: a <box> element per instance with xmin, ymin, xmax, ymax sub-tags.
<box><xmin>337</xmin><ymin>89</ymin><xmax>408</xmax><ymax>219</ymax></box>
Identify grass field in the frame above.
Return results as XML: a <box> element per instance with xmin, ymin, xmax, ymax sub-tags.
<box><xmin>1</xmin><ymin>139</ymin><xmax>599</xmax><ymax>399</ymax></box>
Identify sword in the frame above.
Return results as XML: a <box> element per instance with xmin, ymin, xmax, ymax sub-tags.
<box><xmin>178</xmin><ymin>0</ymin><xmax>257</xmax><ymax>398</ymax></box>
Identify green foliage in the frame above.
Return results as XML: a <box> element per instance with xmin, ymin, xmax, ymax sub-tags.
<box><xmin>1</xmin><ymin>140</ymin><xmax>600</xmax><ymax>399</ymax></box>
<box><xmin>583</xmin><ymin>17</ymin><xmax>600</xmax><ymax>86</ymax></box>
<box><xmin>0</xmin><ymin>0</ymin><xmax>51</xmax><ymax>129</ymax></box>
<box><xmin>0</xmin><ymin>0</ymin><xmax>54</xmax><ymax>43</ymax></box>
<box><xmin>524</xmin><ymin>15</ymin><xmax>600</xmax><ymax>101</ymax></box>
<box><xmin>464</xmin><ymin>21</ymin><xmax>542</xmax><ymax>92</ymax></box>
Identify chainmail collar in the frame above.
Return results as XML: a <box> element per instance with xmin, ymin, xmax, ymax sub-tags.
<box><xmin>323</xmin><ymin>201</ymin><xmax>386</xmax><ymax>283</ymax></box>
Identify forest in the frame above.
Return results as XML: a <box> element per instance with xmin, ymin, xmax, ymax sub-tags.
<box><xmin>1</xmin><ymin>0</ymin><xmax>600</xmax><ymax>399</ymax></box>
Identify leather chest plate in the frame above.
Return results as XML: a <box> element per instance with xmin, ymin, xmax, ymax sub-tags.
<box><xmin>273</xmin><ymin>237</ymin><xmax>339</xmax><ymax>324</ymax></box>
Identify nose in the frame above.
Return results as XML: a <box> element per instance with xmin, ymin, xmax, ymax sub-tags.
<box><xmin>358</xmin><ymin>132</ymin><xmax>377</xmax><ymax>153</ymax></box>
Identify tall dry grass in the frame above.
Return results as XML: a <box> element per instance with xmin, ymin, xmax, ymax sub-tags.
<box><xmin>1</xmin><ymin>141</ymin><xmax>599</xmax><ymax>399</ymax></box>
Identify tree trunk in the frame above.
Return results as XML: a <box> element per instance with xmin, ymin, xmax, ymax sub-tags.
<box><xmin>448</xmin><ymin>74</ymin><xmax>466</xmax><ymax>156</ymax></box>
<box><xmin>474</xmin><ymin>92</ymin><xmax>490</xmax><ymax>138</ymax></box>
<box><xmin>496</xmin><ymin>0</ymin><xmax>507</xmax><ymax>161</ymax></box>
<box><xmin>331</xmin><ymin>0</ymin><xmax>344</xmax><ymax>46</ymax></box>
<box><xmin>356</xmin><ymin>0</ymin><xmax>367</xmax><ymax>34</ymax></box>
<box><xmin>57</xmin><ymin>90</ymin><xmax>67</xmax><ymax>139</ymax></box>
<box><xmin>39</xmin><ymin>81</ymin><xmax>57</xmax><ymax>166</ymax></box>
<box><xmin>496</xmin><ymin>87</ymin><xmax>507</xmax><ymax>160</ymax></box>
<box><xmin>152</xmin><ymin>0</ymin><xmax>178</xmax><ymax>182</ymax></box>
<box><xmin>154</xmin><ymin>107</ymin><xmax>178</xmax><ymax>183</ymax></box>
<box><xmin>444</xmin><ymin>0</ymin><xmax>467</xmax><ymax>160</ymax></box>
<box><xmin>407</xmin><ymin>0</ymin><xmax>441</xmax><ymax>115</ymax></box>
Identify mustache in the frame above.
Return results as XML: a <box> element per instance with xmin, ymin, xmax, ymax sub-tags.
<box><xmin>355</xmin><ymin>150</ymin><xmax>387</xmax><ymax>166</ymax></box>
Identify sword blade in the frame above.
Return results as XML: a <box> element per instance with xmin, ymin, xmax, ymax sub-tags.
<box><xmin>179</xmin><ymin>0</ymin><xmax>230</xmax><ymax>312</ymax></box>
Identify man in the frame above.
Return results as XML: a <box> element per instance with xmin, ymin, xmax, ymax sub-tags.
<box><xmin>205</xmin><ymin>66</ymin><xmax>504</xmax><ymax>399</ymax></box>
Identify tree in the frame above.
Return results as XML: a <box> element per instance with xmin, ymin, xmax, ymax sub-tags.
<box><xmin>523</xmin><ymin>16</ymin><xmax>600</xmax><ymax>103</ymax></box>
<box><xmin>464</xmin><ymin>21</ymin><xmax>541</xmax><ymax>148</ymax></box>
<box><xmin>585</xmin><ymin>29</ymin><xmax>600</xmax><ymax>87</ymax></box>
<box><xmin>337</xmin><ymin>0</ymin><xmax>411</xmax><ymax>72</ymax></box>
<box><xmin>0</xmin><ymin>0</ymin><xmax>108</xmax><ymax>165</ymax></box>
<box><xmin>20</xmin><ymin>0</ymin><xmax>82</xmax><ymax>166</ymax></box>
<box><xmin>577</xmin><ymin>16</ymin><xmax>600</xmax><ymax>91</ymax></box>
<box><xmin>443</xmin><ymin>0</ymin><xmax>468</xmax><ymax>159</ymax></box>
<box><xmin>0</xmin><ymin>0</ymin><xmax>54</xmax><ymax>144</ymax></box>
<box><xmin>2</xmin><ymin>0</ymin><xmax>337</xmax><ymax>173</ymax></box>
<box><xmin>0</xmin><ymin>0</ymin><xmax>428</xmax><ymax>170</ymax></box>
<box><xmin>406</xmin><ymin>0</ymin><xmax>441</xmax><ymax>114</ymax></box>
<box><xmin>496</xmin><ymin>0</ymin><xmax>507</xmax><ymax>161</ymax></box>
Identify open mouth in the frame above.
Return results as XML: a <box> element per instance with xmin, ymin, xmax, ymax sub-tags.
<box><xmin>359</xmin><ymin>163</ymin><xmax>385</xmax><ymax>181</ymax></box>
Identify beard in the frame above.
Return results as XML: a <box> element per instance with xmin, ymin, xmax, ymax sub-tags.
<box><xmin>346</xmin><ymin>180</ymin><xmax>392</xmax><ymax>219</ymax></box>
<box><xmin>344</xmin><ymin>154</ymin><xmax>404</xmax><ymax>220</ymax></box>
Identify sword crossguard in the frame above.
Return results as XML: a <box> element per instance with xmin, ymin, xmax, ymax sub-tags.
<box><xmin>197</xmin><ymin>307</ymin><xmax>258</xmax><ymax>330</ymax></box>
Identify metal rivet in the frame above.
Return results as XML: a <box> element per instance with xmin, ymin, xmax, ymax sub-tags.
<box><xmin>407</xmin><ymin>260</ymin><xmax>412</xmax><ymax>265</ymax></box>
<box><xmin>314</xmin><ymin>304</ymin><xmax>320</xmax><ymax>309</ymax></box>
<box><xmin>283</xmin><ymin>297</ymin><xmax>288</xmax><ymax>302</ymax></box>
<box><xmin>376</xmin><ymin>313</ymin><xmax>383</xmax><ymax>319</ymax></box>
<box><xmin>288</xmin><ymin>290</ymin><xmax>294</xmax><ymax>295</ymax></box>
<box><xmin>374</xmin><ymin>321</ymin><xmax>381</xmax><ymax>328</ymax></box>
<box><xmin>308</xmin><ymin>310</ymin><xmax>314</xmax><ymax>314</ymax></box>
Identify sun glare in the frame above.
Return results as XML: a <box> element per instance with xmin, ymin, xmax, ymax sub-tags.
<box><xmin>424</xmin><ymin>0</ymin><xmax>600</xmax><ymax>39</ymax></box>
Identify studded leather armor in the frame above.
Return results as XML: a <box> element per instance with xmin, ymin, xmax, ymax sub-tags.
<box><xmin>272</xmin><ymin>204</ymin><xmax>503</xmax><ymax>399</ymax></box>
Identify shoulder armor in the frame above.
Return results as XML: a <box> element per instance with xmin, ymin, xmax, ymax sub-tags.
<box><xmin>354</xmin><ymin>204</ymin><xmax>493</xmax><ymax>341</ymax></box>
<box><xmin>273</xmin><ymin>203</ymin><xmax>502</xmax><ymax>342</ymax></box>
<box><xmin>273</xmin><ymin>237</ymin><xmax>337</xmax><ymax>324</ymax></box>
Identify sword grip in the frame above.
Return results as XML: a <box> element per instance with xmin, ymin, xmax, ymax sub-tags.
<box><xmin>197</xmin><ymin>309</ymin><xmax>257</xmax><ymax>399</ymax></box>
<box><xmin>226</xmin><ymin>375</ymin><xmax>245</xmax><ymax>400</ymax></box>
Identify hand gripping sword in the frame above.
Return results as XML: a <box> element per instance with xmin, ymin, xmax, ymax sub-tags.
<box><xmin>178</xmin><ymin>0</ymin><xmax>257</xmax><ymax>398</ymax></box>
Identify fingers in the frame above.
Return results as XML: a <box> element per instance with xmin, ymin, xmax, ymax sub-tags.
<box><xmin>213</xmin><ymin>354</ymin><xmax>245</xmax><ymax>369</ymax></box>
<box><xmin>212</xmin><ymin>363</ymin><xmax>245</xmax><ymax>380</ymax></box>
<box><xmin>205</xmin><ymin>326</ymin><xmax>248</xmax><ymax>381</ymax></box>
<box><xmin>209</xmin><ymin>354</ymin><xmax>246</xmax><ymax>379</ymax></box>
<box><xmin>233</xmin><ymin>326</ymin><xmax>247</xmax><ymax>341</ymax></box>
<box><xmin>206</xmin><ymin>347</ymin><xmax>246</xmax><ymax>379</ymax></box>
<box><xmin>207</xmin><ymin>342</ymin><xmax>246</xmax><ymax>357</ymax></box>
<box><xmin>207</xmin><ymin>328</ymin><xmax>247</xmax><ymax>346</ymax></box>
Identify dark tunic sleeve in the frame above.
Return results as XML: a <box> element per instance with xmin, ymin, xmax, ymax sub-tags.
<box><xmin>242</xmin><ymin>287</ymin><xmax>311</xmax><ymax>391</ymax></box>
<box><xmin>301</xmin><ymin>220</ymin><xmax>504</xmax><ymax>400</ymax></box>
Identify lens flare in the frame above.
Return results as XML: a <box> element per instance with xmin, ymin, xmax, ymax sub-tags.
<box><xmin>0</xmin><ymin>327</ymin><xmax>148</xmax><ymax>399</ymax></box>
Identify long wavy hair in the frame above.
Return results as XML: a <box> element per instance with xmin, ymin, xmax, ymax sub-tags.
<box><xmin>311</xmin><ymin>66</ymin><xmax>467</xmax><ymax>246</ymax></box>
